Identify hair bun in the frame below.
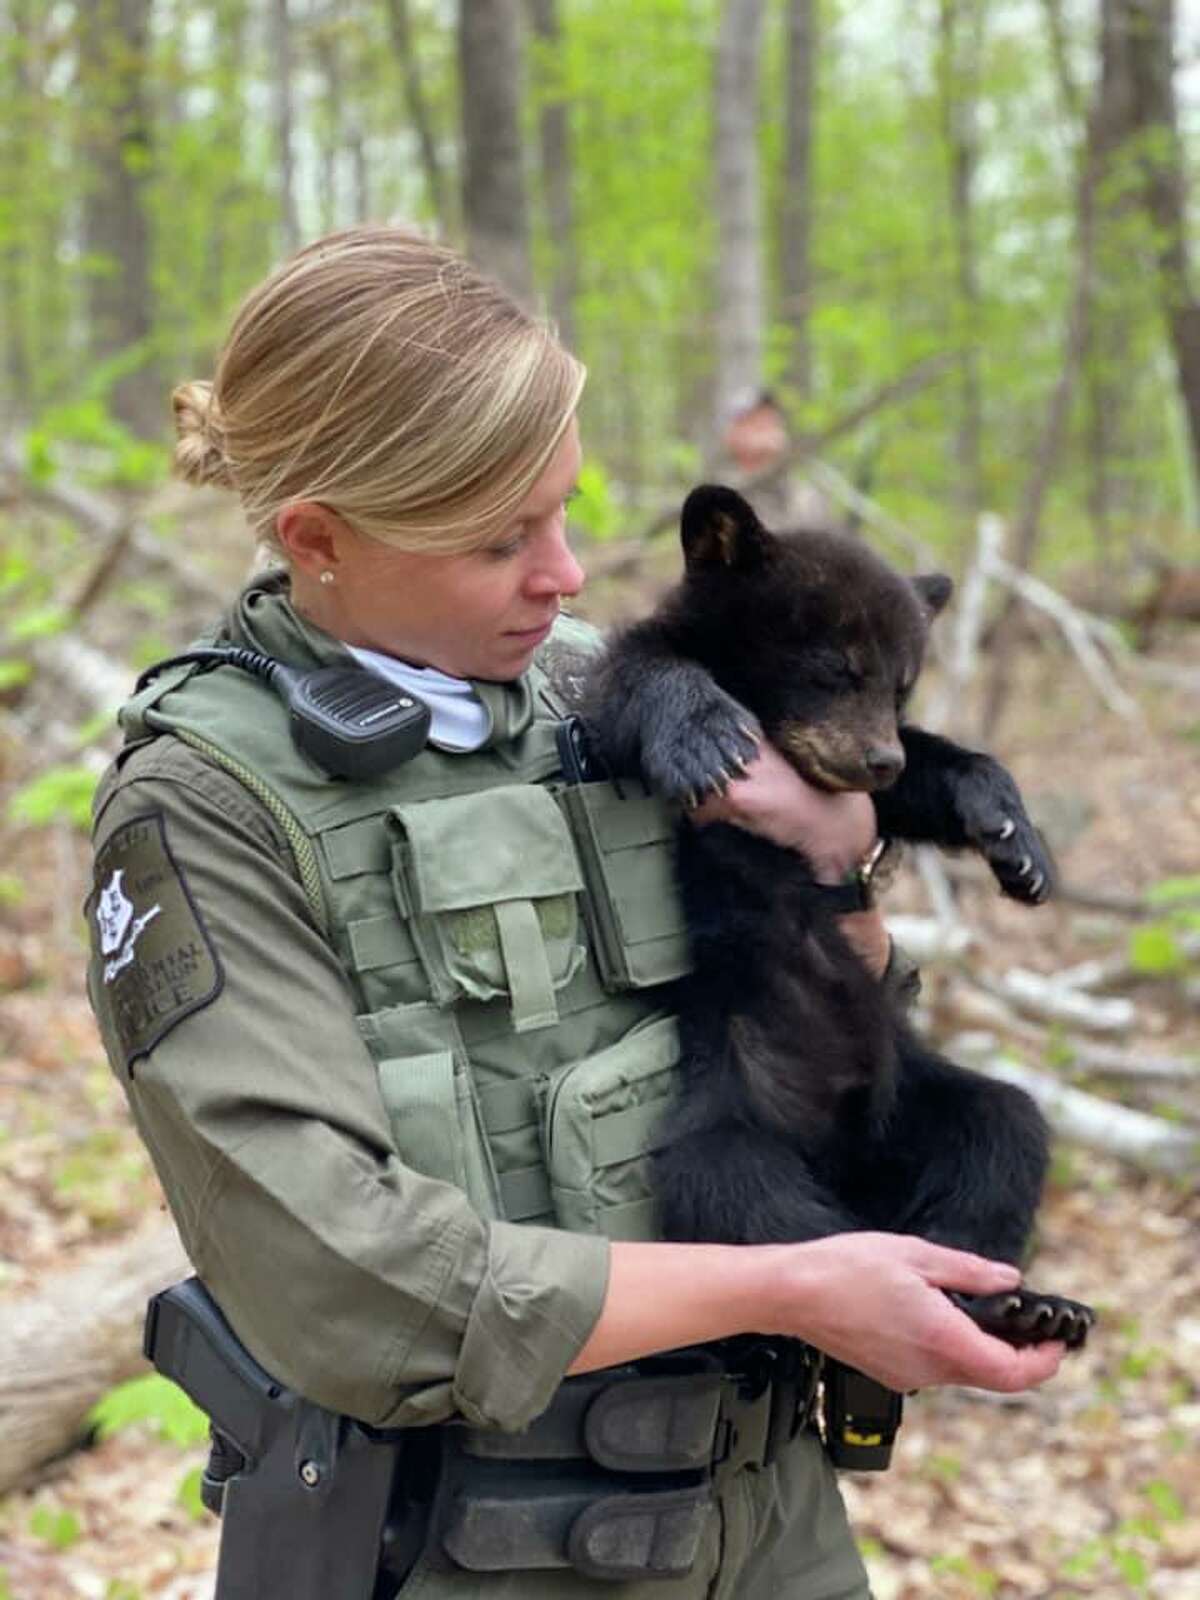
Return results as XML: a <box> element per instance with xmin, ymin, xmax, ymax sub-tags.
<box><xmin>172</xmin><ymin>380</ymin><xmax>236</xmax><ymax>490</ymax></box>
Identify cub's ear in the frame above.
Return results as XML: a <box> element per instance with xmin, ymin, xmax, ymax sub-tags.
<box><xmin>912</xmin><ymin>572</ymin><xmax>953</xmax><ymax>617</ymax></box>
<box><xmin>680</xmin><ymin>485</ymin><xmax>774</xmax><ymax>571</ymax></box>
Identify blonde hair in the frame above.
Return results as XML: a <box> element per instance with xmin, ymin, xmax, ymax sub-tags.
<box><xmin>172</xmin><ymin>227</ymin><xmax>585</xmax><ymax>555</ymax></box>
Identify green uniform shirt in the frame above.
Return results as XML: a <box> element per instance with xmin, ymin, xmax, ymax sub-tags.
<box><xmin>87</xmin><ymin>689</ymin><xmax>610</xmax><ymax>1436</ymax></box>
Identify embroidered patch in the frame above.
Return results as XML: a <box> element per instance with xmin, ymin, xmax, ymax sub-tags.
<box><xmin>88</xmin><ymin>812</ymin><xmax>223</xmax><ymax>1071</ymax></box>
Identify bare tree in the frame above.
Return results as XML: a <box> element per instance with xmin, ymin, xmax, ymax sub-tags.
<box><xmin>527</xmin><ymin>0</ymin><xmax>578</xmax><ymax>346</ymax></box>
<box><xmin>386</xmin><ymin>0</ymin><xmax>450</xmax><ymax>231</ymax></box>
<box><xmin>780</xmin><ymin>0</ymin><xmax>816</xmax><ymax>404</ymax></box>
<box><xmin>271</xmin><ymin>0</ymin><xmax>301</xmax><ymax>254</ymax></box>
<box><xmin>936</xmin><ymin>0</ymin><xmax>985</xmax><ymax>532</ymax></box>
<box><xmin>458</xmin><ymin>0</ymin><xmax>533</xmax><ymax>303</ymax></box>
<box><xmin>1120</xmin><ymin>0</ymin><xmax>1200</xmax><ymax>499</ymax></box>
<box><xmin>77</xmin><ymin>0</ymin><xmax>158</xmax><ymax>437</ymax></box>
<box><xmin>713</xmin><ymin>0</ymin><xmax>770</xmax><ymax>437</ymax></box>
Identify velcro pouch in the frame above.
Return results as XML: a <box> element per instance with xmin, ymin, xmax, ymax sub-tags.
<box><xmin>440</xmin><ymin>1482</ymin><xmax>714</xmax><ymax>1582</ymax></box>
<box><xmin>583</xmin><ymin>1375</ymin><xmax>724</xmax><ymax>1474</ymax></box>
<box><xmin>390</xmin><ymin>786</ymin><xmax>585</xmax><ymax>1033</ymax></box>
<box><xmin>558</xmin><ymin>783</ymin><xmax>691</xmax><ymax>991</ymax></box>
<box><xmin>541</xmin><ymin>1013</ymin><xmax>680</xmax><ymax>1240</ymax></box>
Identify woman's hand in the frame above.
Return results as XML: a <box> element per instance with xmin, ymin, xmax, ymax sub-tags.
<box><xmin>688</xmin><ymin>742</ymin><xmax>877</xmax><ymax>880</ymax></box>
<box><xmin>760</xmin><ymin>1233</ymin><xmax>1065</xmax><ymax>1394</ymax></box>
<box><xmin>688</xmin><ymin>742</ymin><xmax>891</xmax><ymax>978</ymax></box>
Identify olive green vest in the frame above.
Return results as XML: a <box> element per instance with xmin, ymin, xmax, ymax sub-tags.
<box><xmin>120</xmin><ymin>576</ymin><xmax>691</xmax><ymax>1242</ymax></box>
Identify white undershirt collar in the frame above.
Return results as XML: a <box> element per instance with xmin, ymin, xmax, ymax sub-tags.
<box><xmin>346</xmin><ymin>646</ymin><xmax>491</xmax><ymax>752</ymax></box>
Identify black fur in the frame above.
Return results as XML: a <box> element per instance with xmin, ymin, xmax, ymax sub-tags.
<box><xmin>583</xmin><ymin>486</ymin><xmax>1094</xmax><ymax>1351</ymax></box>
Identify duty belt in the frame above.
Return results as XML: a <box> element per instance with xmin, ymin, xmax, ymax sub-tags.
<box><xmin>413</xmin><ymin>1340</ymin><xmax>823</xmax><ymax>1583</ymax></box>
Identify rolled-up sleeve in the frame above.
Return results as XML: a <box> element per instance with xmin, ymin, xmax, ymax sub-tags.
<box><xmin>87</xmin><ymin>741</ymin><xmax>610</xmax><ymax>1431</ymax></box>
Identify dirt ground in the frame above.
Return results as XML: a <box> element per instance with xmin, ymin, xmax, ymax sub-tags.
<box><xmin>0</xmin><ymin>525</ymin><xmax>1197</xmax><ymax>1599</ymax></box>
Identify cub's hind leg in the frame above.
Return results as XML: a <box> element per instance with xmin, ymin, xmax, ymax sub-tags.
<box><xmin>654</xmin><ymin>1122</ymin><xmax>859</xmax><ymax>1246</ymax></box>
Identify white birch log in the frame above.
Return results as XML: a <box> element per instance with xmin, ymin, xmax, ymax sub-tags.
<box><xmin>995</xmin><ymin>967</ymin><xmax>1138</xmax><ymax>1032</ymax></box>
<box><xmin>952</xmin><ymin>1043</ymin><xmax>1199</xmax><ymax>1178</ymax></box>
<box><xmin>0</xmin><ymin>1219</ymin><xmax>189</xmax><ymax>1494</ymax></box>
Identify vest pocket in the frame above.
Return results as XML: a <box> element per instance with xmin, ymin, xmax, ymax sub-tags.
<box><xmin>541</xmin><ymin>1013</ymin><xmax>680</xmax><ymax>1240</ymax></box>
<box><xmin>558</xmin><ymin>783</ymin><xmax>692</xmax><ymax>991</ymax></box>
<box><xmin>389</xmin><ymin>786</ymin><xmax>585</xmax><ymax>1033</ymax></box>
<box><xmin>375</xmin><ymin>1045</ymin><xmax>501</xmax><ymax>1220</ymax></box>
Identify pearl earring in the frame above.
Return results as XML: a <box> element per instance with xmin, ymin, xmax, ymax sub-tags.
<box><xmin>319</xmin><ymin>570</ymin><xmax>335</xmax><ymax>586</ymax></box>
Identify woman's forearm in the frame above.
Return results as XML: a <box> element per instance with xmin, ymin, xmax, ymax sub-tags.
<box><xmin>569</xmin><ymin>1233</ymin><xmax>1066</xmax><ymax>1396</ymax></box>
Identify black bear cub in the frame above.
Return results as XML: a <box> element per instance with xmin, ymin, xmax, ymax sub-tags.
<box><xmin>583</xmin><ymin>485</ymin><xmax>1094</xmax><ymax>1352</ymax></box>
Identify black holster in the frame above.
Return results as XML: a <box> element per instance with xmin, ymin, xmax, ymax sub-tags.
<box><xmin>144</xmin><ymin>1279</ymin><xmax>399</xmax><ymax>1600</ymax></box>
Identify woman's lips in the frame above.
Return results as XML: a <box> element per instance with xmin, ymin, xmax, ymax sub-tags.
<box><xmin>506</xmin><ymin>619</ymin><xmax>556</xmax><ymax>644</ymax></box>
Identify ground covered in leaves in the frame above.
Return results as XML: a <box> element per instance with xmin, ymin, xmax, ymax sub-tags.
<box><xmin>0</xmin><ymin>550</ymin><xmax>1197</xmax><ymax>1598</ymax></box>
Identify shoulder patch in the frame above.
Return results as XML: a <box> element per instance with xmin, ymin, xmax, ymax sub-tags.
<box><xmin>88</xmin><ymin>811</ymin><xmax>223</xmax><ymax>1072</ymax></box>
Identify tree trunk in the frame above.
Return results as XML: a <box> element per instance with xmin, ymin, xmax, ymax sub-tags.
<box><xmin>76</xmin><ymin>0</ymin><xmax>159</xmax><ymax>438</ymax></box>
<box><xmin>936</xmin><ymin>0</ymin><xmax>985</xmax><ymax>534</ymax></box>
<box><xmin>385</xmin><ymin>0</ymin><xmax>449</xmax><ymax>231</ymax></box>
<box><xmin>713</xmin><ymin>0</ymin><xmax>769</xmax><ymax>440</ymax></box>
<box><xmin>980</xmin><ymin>37</ymin><xmax>1108</xmax><ymax>735</ymax></box>
<box><xmin>458</xmin><ymin>0</ymin><xmax>533</xmax><ymax>303</ymax></box>
<box><xmin>0</xmin><ymin>1220</ymin><xmax>189</xmax><ymax>1495</ymax></box>
<box><xmin>1121</xmin><ymin>0</ymin><xmax>1200</xmax><ymax>502</ymax></box>
<box><xmin>780</xmin><ymin>0</ymin><xmax>816</xmax><ymax>404</ymax></box>
<box><xmin>527</xmin><ymin>0</ymin><xmax>578</xmax><ymax>346</ymax></box>
<box><xmin>271</xmin><ymin>0</ymin><xmax>301</xmax><ymax>255</ymax></box>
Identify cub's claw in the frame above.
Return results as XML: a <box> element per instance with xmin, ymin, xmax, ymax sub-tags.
<box><xmin>640</xmin><ymin>688</ymin><xmax>762</xmax><ymax>807</ymax></box>
<box><xmin>949</xmin><ymin>1287</ymin><xmax>1096</xmax><ymax>1350</ymax></box>
<box><xmin>949</xmin><ymin>758</ymin><xmax>1056</xmax><ymax>906</ymax></box>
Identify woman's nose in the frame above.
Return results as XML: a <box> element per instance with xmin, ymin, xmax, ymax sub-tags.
<box><xmin>528</xmin><ymin>523</ymin><xmax>585</xmax><ymax>598</ymax></box>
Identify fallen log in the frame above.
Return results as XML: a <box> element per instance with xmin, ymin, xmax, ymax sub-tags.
<box><xmin>950</xmin><ymin>1036</ymin><xmax>1200</xmax><ymax>1178</ymax></box>
<box><xmin>0</xmin><ymin>1218</ymin><xmax>189</xmax><ymax>1494</ymax></box>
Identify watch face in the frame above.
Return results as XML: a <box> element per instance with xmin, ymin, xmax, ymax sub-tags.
<box><xmin>864</xmin><ymin>838</ymin><xmax>903</xmax><ymax>897</ymax></box>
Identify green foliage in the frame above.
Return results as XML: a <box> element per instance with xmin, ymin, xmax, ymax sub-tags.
<box><xmin>1145</xmin><ymin>875</ymin><xmax>1200</xmax><ymax>907</ymax></box>
<box><xmin>1129</xmin><ymin>923</ymin><xmax>1188</xmax><ymax>976</ymax></box>
<box><xmin>89</xmin><ymin>1373</ymin><xmax>210</xmax><ymax>1449</ymax></box>
<box><xmin>6</xmin><ymin>604</ymin><xmax>69</xmax><ymax>643</ymax></box>
<box><xmin>570</xmin><ymin>462</ymin><xmax>620</xmax><ymax>541</ymax></box>
<box><xmin>105</xmin><ymin>1583</ymin><xmax>143</xmax><ymax>1600</ymax></box>
<box><xmin>1129</xmin><ymin>877</ymin><xmax>1200</xmax><ymax>975</ymax></box>
<box><xmin>929</xmin><ymin>1552</ymin><xmax>999</xmax><ymax>1594</ymax></box>
<box><xmin>0</xmin><ymin>659</ymin><xmax>32</xmax><ymax>691</ymax></box>
<box><xmin>28</xmin><ymin>1504</ymin><xmax>82</xmax><ymax>1550</ymax></box>
<box><xmin>7</xmin><ymin>764</ymin><xmax>98</xmax><ymax>831</ymax></box>
<box><xmin>177</xmin><ymin>1465</ymin><xmax>208</xmax><ymax>1522</ymax></box>
<box><xmin>26</xmin><ymin>393</ymin><xmax>164</xmax><ymax>490</ymax></box>
<box><xmin>0</xmin><ymin>874</ymin><xmax>24</xmax><ymax>907</ymax></box>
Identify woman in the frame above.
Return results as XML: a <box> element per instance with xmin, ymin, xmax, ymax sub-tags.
<box><xmin>86</xmin><ymin>227</ymin><xmax>1063</xmax><ymax>1599</ymax></box>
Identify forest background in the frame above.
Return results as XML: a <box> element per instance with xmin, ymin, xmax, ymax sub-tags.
<box><xmin>1</xmin><ymin>0</ymin><xmax>1199</xmax><ymax>1597</ymax></box>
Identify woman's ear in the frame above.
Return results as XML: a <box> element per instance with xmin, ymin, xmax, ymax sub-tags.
<box><xmin>275</xmin><ymin>501</ymin><xmax>353</xmax><ymax>578</ymax></box>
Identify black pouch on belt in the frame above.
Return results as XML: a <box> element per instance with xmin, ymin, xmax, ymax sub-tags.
<box><xmin>425</xmin><ymin>1357</ymin><xmax>728</xmax><ymax>1582</ymax></box>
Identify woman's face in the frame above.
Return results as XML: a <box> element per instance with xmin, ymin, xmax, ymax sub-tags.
<box><xmin>302</xmin><ymin>420</ymin><xmax>586</xmax><ymax>680</ymax></box>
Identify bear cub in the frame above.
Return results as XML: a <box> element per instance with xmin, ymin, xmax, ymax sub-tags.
<box><xmin>582</xmin><ymin>485</ymin><xmax>1094</xmax><ymax>1353</ymax></box>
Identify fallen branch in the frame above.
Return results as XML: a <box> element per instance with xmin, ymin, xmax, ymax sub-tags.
<box><xmin>981</xmin><ymin>551</ymin><xmax>1142</xmax><ymax>722</ymax></box>
<box><xmin>950</xmin><ymin>1040</ymin><xmax>1199</xmax><ymax>1178</ymax></box>
<box><xmin>0</xmin><ymin>1218</ymin><xmax>189</xmax><ymax>1494</ymax></box>
<box><xmin>990</xmin><ymin>967</ymin><xmax>1138</xmax><ymax>1033</ymax></box>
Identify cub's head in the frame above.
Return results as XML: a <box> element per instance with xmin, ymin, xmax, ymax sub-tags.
<box><xmin>671</xmin><ymin>485</ymin><xmax>952</xmax><ymax>792</ymax></box>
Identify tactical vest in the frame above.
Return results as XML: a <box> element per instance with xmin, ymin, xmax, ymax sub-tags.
<box><xmin>119</xmin><ymin>578</ymin><xmax>692</xmax><ymax>1243</ymax></box>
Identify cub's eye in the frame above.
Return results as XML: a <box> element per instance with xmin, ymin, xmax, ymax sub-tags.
<box><xmin>808</xmin><ymin>653</ymin><xmax>862</xmax><ymax>691</ymax></box>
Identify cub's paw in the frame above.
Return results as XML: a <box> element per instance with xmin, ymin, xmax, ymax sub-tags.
<box><xmin>950</xmin><ymin>1288</ymin><xmax>1095</xmax><ymax>1350</ymax></box>
<box><xmin>949</xmin><ymin>757</ymin><xmax>1055</xmax><ymax>905</ymax></box>
<box><xmin>641</xmin><ymin>687</ymin><xmax>761</xmax><ymax>807</ymax></box>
